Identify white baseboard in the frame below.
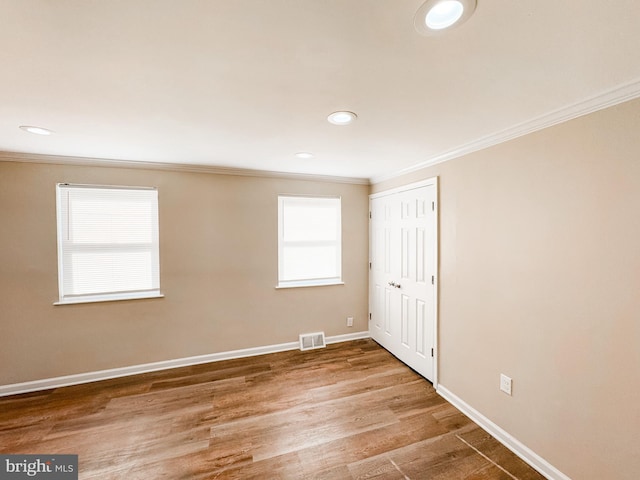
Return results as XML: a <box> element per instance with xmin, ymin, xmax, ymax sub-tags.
<box><xmin>437</xmin><ymin>385</ymin><xmax>571</xmax><ymax>480</ymax></box>
<box><xmin>324</xmin><ymin>331</ymin><xmax>370</xmax><ymax>344</ymax></box>
<box><xmin>0</xmin><ymin>331</ymin><xmax>370</xmax><ymax>397</ymax></box>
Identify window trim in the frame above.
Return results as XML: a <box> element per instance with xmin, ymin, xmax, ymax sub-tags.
<box><xmin>53</xmin><ymin>290</ymin><xmax>164</xmax><ymax>306</ymax></box>
<box><xmin>277</xmin><ymin>194</ymin><xmax>343</xmax><ymax>289</ymax></box>
<box><xmin>275</xmin><ymin>279</ymin><xmax>345</xmax><ymax>290</ymax></box>
<box><xmin>54</xmin><ymin>183</ymin><xmax>163</xmax><ymax>305</ymax></box>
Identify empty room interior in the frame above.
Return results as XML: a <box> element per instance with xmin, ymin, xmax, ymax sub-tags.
<box><xmin>1</xmin><ymin>1</ymin><xmax>639</xmax><ymax>479</ymax></box>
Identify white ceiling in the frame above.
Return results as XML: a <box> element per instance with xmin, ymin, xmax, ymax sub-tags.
<box><xmin>1</xmin><ymin>0</ymin><xmax>640</xmax><ymax>182</ymax></box>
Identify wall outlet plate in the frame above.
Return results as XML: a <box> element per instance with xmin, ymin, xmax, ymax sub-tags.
<box><xmin>500</xmin><ymin>374</ymin><xmax>512</xmax><ymax>396</ymax></box>
<box><xmin>347</xmin><ymin>316</ymin><xmax>353</xmax><ymax>327</ymax></box>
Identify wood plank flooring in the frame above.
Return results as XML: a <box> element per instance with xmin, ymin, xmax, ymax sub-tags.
<box><xmin>0</xmin><ymin>339</ymin><xmax>545</xmax><ymax>479</ymax></box>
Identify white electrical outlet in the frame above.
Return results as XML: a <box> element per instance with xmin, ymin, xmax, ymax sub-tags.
<box><xmin>347</xmin><ymin>316</ymin><xmax>353</xmax><ymax>327</ymax></box>
<box><xmin>500</xmin><ymin>374</ymin><xmax>512</xmax><ymax>396</ymax></box>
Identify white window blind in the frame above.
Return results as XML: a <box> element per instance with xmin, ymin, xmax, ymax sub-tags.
<box><xmin>278</xmin><ymin>195</ymin><xmax>342</xmax><ymax>288</ymax></box>
<box><xmin>55</xmin><ymin>184</ymin><xmax>162</xmax><ymax>304</ymax></box>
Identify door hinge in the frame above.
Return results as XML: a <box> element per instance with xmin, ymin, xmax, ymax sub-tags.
<box><xmin>369</xmin><ymin>313</ymin><xmax>372</xmax><ymax>320</ymax></box>
<box><xmin>431</xmin><ymin>275</ymin><xmax>434</xmax><ymax>285</ymax></box>
<box><xmin>369</xmin><ymin>211</ymin><xmax>372</xmax><ymax>219</ymax></box>
<box><xmin>431</xmin><ymin>201</ymin><xmax>435</xmax><ymax>211</ymax></box>
<box><xmin>369</xmin><ymin>262</ymin><xmax>372</xmax><ymax>270</ymax></box>
<box><xmin>431</xmin><ymin>348</ymin><xmax>434</xmax><ymax>357</ymax></box>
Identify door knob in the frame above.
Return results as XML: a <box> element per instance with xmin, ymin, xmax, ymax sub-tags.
<box><xmin>395</xmin><ymin>283</ymin><xmax>401</xmax><ymax>289</ymax></box>
<box><xmin>388</xmin><ymin>281</ymin><xmax>396</xmax><ymax>287</ymax></box>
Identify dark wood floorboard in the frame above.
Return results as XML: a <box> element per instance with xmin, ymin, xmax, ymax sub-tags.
<box><xmin>0</xmin><ymin>339</ymin><xmax>545</xmax><ymax>479</ymax></box>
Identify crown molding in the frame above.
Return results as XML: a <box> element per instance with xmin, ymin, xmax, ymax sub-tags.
<box><xmin>0</xmin><ymin>151</ymin><xmax>370</xmax><ymax>186</ymax></box>
<box><xmin>371</xmin><ymin>77</ymin><xmax>640</xmax><ymax>184</ymax></box>
<box><xmin>5</xmin><ymin>77</ymin><xmax>640</xmax><ymax>187</ymax></box>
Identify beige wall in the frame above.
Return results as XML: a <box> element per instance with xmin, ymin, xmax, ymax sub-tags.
<box><xmin>0</xmin><ymin>161</ymin><xmax>369</xmax><ymax>385</ymax></box>
<box><xmin>372</xmin><ymin>98</ymin><xmax>640</xmax><ymax>479</ymax></box>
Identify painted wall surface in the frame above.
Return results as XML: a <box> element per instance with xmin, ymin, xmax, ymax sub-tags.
<box><xmin>0</xmin><ymin>162</ymin><xmax>369</xmax><ymax>385</ymax></box>
<box><xmin>372</xmin><ymin>98</ymin><xmax>640</xmax><ymax>480</ymax></box>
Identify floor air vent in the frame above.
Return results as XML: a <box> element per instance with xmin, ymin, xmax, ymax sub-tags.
<box><xmin>299</xmin><ymin>332</ymin><xmax>326</xmax><ymax>351</ymax></box>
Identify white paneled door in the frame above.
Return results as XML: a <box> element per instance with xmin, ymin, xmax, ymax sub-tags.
<box><xmin>369</xmin><ymin>179</ymin><xmax>437</xmax><ymax>383</ymax></box>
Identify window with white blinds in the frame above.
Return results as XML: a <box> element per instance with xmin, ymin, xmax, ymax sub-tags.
<box><xmin>55</xmin><ymin>183</ymin><xmax>162</xmax><ymax>304</ymax></box>
<box><xmin>277</xmin><ymin>195</ymin><xmax>342</xmax><ymax>288</ymax></box>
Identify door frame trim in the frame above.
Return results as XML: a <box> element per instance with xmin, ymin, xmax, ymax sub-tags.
<box><xmin>369</xmin><ymin>177</ymin><xmax>439</xmax><ymax>387</ymax></box>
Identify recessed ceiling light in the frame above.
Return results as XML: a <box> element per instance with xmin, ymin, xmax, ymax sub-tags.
<box><xmin>19</xmin><ymin>125</ymin><xmax>54</xmax><ymax>136</ymax></box>
<box><xmin>327</xmin><ymin>111</ymin><xmax>357</xmax><ymax>126</ymax></box>
<box><xmin>295</xmin><ymin>152</ymin><xmax>315</xmax><ymax>159</ymax></box>
<box><xmin>426</xmin><ymin>1</ymin><xmax>464</xmax><ymax>29</ymax></box>
<box><xmin>414</xmin><ymin>0</ymin><xmax>477</xmax><ymax>35</ymax></box>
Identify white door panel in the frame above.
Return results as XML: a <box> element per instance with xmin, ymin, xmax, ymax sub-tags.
<box><xmin>369</xmin><ymin>181</ymin><xmax>437</xmax><ymax>382</ymax></box>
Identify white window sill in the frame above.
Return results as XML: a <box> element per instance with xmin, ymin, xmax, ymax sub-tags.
<box><xmin>54</xmin><ymin>292</ymin><xmax>164</xmax><ymax>306</ymax></box>
<box><xmin>275</xmin><ymin>281</ymin><xmax>344</xmax><ymax>289</ymax></box>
